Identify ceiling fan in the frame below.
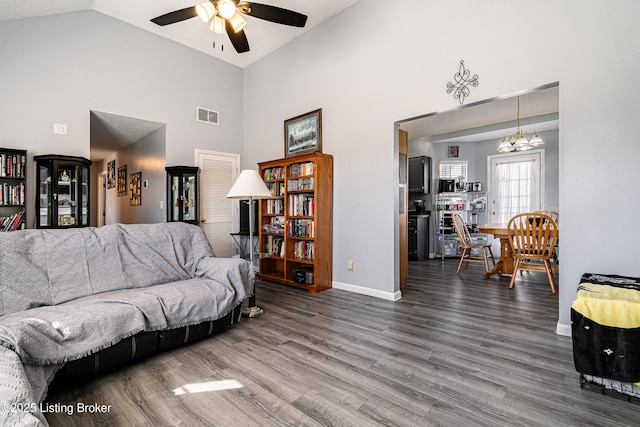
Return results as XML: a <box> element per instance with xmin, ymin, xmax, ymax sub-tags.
<box><xmin>150</xmin><ymin>1</ymin><xmax>308</xmax><ymax>53</ymax></box>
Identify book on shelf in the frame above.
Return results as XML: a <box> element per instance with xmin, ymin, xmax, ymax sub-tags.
<box><xmin>263</xmin><ymin>167</ymin><xmax>284</xmax><ymax>181</ymax></box>
<box><xmin>288</xmin><ymin>194</ymin><xmax>314</xmax><ymax>216</ymax></box>
<box><xmin>0</xmin><ymin>153</ymin><xmax>26</xmax><ymax>178</ymax></box>
<box><xmin>266</xmin><ymin>181</ymin><xmax>285</xmax><ymax>197</ymax></box>
<box><xmin>286</xmin><ymin>218</ymin><xmax>314</xmax><ymax>238</ymax></box>
<box><xmin>287</xmin><ymin>177</ymin><xmax>314</xmax><ymax>191</ymax></box>
<box><xmin>0</xmin><ymin>210</ymin><xmax>24</xmax><ymax>232</ymax></box>
<box><xmin>265</xmin><ymin>235</ymin><xmax>284</xmax><ymax>257</ymax></box>
<box><xmin>262</xmin><ymin>216</ymin><xmax>285</xmax><ymax>234</ymax></box>
<box><xmin>289</xmin><ymin>162</ymin><xmax>314</xmax><ymax>177</ymax></box>
<box><xmin>1</xmin><ymin>182</ymin><xmax>25</xmax><ymax>206</ymax></box>
<box><xmin>293</xmin><ymin>241</ymin><xmax>314</xmax><ymax>260</ymax></box>
<box><xmin>266</xmin><ymin>198</ymin><xmax>284</xmax><ymax>215</ymax></box>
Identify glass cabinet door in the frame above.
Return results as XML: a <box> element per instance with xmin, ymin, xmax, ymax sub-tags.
<box><xmin>56</xmin><ymin>163</ymin><xmax>77</xmax><ymax>227</ymax></box>
<box><xmin>182</xmin><ymin>171</ymin><xmax>197</xmax><ymax>222</ymax></box>
<box><xmin>38</xmin><ymin>162</ymin><xmax>53</xmax><ymax>228</ymax></box>
<box><xmin>166</xmin><ymin>166</ymin><xmax>199</xmax><ymax>224</ymax></box>
<box><xmin>170</xmin><ymin>174</ymin><xmax>181</xmax><ymax>222</ymax></box>
<box><xmin>79</xmin><ymin>163</ymin><xmax>89</xmax><ymax>226</ymax></box>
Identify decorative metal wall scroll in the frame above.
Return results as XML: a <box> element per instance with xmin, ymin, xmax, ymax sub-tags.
<box><xmin>446</xmin><ymin>60</ymin><xmax>479</xmax><ymax>105</ymax></box>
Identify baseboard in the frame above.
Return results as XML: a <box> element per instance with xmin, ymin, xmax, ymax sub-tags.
<box><xmin>556</xmin><ymin>321</ymin><xmax>572</xmax><ymax>337</ymax></box>
<box><xmin>332</xmin><ymin>281</ymin><xmax>402</xmax><ymax>301</ymax></box>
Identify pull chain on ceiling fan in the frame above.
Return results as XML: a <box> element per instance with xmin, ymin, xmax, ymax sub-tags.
<box><xmin>150</xmin><ymin>1</ymin><xmax>308</xmax><ymax>54</ymax></box>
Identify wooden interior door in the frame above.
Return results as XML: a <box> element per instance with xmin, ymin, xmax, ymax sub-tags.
<box><xmin>399</xmin><ymin>129</ymin><xmax>408</xmax><ymax>288</ymax></box>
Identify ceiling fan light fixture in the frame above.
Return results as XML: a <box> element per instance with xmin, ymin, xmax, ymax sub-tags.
<box><xmin>196</xmin><ymin>1</ymin><xmax>217</xmax><ymax>22</ymax></box>
<box><xmin>210</xmin><ymin>15</ymin><xmax>225</xmax><ymax>34</ymax></box>
<box><xmin>218</xmin><ymin>0</ymin><xmax>237</xmax><ymax>19</ymax></box>
<box><xmin>228</xmin><ymin>12</ymin><xmax>247</xmax><ymax>33</ymax></box>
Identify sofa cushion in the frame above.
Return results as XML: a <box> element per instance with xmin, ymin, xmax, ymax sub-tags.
<box><xmin>0</xmin><ymin>222</ymin><xmax>214</xmax><ymax>316</ymax></box>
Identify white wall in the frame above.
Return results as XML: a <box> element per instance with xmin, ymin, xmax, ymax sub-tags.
<box><xmin>243</xmin><ymin>0</ymin><xmax>640</xmax><ymax>332</ymax></box>
<box><xmin>0</xmin><ymin>10</ymin><xmax>244</xmax><ymax>224</ymax></box>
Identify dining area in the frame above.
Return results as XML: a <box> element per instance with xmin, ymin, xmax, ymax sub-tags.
<box><xmin>454</xmin><ymin>210</ymin><xmax>560</xmax><ymax>293</ymax></box>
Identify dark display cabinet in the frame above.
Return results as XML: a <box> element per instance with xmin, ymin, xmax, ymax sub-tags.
<box><xmin>35</xmin><ymin>155</ymin><xmax>91</xmax><ymax>228</ymax></box>
<box><xmin>166</xmin><ymin>166</ymin><xmax>199</xmax><ymax>224</ymax></box>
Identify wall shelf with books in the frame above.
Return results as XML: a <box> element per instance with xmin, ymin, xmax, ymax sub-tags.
<box><xmin>0</xmin><ymin>148</ymin><xmax>27</xmax><ymax>231</ymax></box>
<box><xmin>258</xmin><ymin>152</ymin><xmax>332</xmax><ymax>293</ymax></box>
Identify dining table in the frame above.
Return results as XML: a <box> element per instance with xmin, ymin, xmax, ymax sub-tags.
<box><xmin>477</xmin><ymin>223</ymin><xmax>514</xmax><ymax>278</ymax></box>
<box><xmin>479</xmin><ymin>221</ymin><xmax>560</xmax><ymax>279</ymax></box>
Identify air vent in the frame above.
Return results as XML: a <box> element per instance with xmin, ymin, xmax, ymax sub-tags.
<box><xmin>196</xmin><ymin>107</ymin><xmax>219</xmax><ymax>125</ymax></box>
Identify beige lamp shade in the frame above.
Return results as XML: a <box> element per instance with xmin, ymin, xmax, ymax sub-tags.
<box><xmin>226</xmin><ymin>169</ymin><xmax>272</xmax><ymax>199</ymax></box>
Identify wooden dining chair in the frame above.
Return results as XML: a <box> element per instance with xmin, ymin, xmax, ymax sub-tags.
<box><xmin>534</xmin><ymin>210</ymin><xmax>559</xmax><ymax>224</ymax></box>
<box><xmin>452</xmin><ymin>213</ymin><xmax>495</xmax><ymax>274</ymax></box>
<box><xmin>507</xmin><ymin>212</ymin><xmax>559</xmax><ymax>293</ymax></box>
<box><xmin>534</xmin><ymin>210</ymin><xmax>559</xmax><ymax>264</ymax></box>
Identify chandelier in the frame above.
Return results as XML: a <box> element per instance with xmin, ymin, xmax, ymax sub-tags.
<box><xmin>498</xmin><ymin>96</ymin><xmax>545</xmax><ymax>152</ymax></box>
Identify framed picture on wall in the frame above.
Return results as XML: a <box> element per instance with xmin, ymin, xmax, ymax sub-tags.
<box><xmin>284</xmin><ymin>108</ymin><xmax>322</xmax><ymax>157</ymax></box>
<box><xmin>107</xmin><ymin>160</ymin><xmax>116</xmax><ymax>189</ymax></box>
<box><xmin>448</xmin><ymin>145</ymin><xmax>459</xmax><ymax>158</ymax></box>
<box><xmin>117</xmin><ymin>165</ymin><xmax>127</xmax><ymax>196</ymax></box>
<box><xmin>130</xmin><ymin>171</ymin><xmax>142</xmax><ymax>206</ymax></box>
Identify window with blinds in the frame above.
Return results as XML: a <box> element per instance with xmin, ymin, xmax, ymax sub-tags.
<box><xmin>439</xmin><ymin>160</ymin><xmax>468</xmax><ymax>180</ymax></box>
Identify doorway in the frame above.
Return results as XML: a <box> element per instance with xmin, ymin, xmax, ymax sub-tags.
<box><xmin>89</xmin><ymin>111</ymin><xmax>166</xmax><ymax>226</ymax></box>
<box><xmin>396</xmin><ymin>83</ymin><xmax>559</xmax><ymax>306</ymax></box>
<box><xmin>488</xmin><ymin>150</ymin><xmax>545</xmax><ymax>224</ymax></box>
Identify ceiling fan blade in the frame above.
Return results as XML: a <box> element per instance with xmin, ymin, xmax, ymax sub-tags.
<box><xmin>226</xmin><ymin>21</ymin><xmax>250</xmax><ymax>53</ymax></box>
<box><xmin>238</xmin><ymin>2</ymin><xmax>307</xmax><ymax>27</ymax></box>
<box><xmin>151</xmin><ymin>6</ymin><xmax>198</xmax><ymax>26</ymax></box>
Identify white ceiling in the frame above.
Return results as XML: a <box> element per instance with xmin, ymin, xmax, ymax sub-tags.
<box><xmin>399</xmin><ymin>84</ymin><xmax>559</xmax><ymax>143</ymax></box>
<box><xmin>0</xmin><ymin>0</ymin><xmax>361</xmax><ymax>68</ymax></box>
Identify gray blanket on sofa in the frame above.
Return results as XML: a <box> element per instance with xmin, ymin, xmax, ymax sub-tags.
<box><xmin>0</xmin><ymin>223</ymin><xmax>253</xmax><ymax>426</ymax></box>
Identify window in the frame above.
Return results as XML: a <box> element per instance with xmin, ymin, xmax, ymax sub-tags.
<box><xmin>439</xmin><ymin>160</ymin><xmax>468</xmax><ymax>180</ymax></box>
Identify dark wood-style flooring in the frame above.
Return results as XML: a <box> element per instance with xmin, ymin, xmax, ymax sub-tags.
<box><xmin>45</xmin><ymin>260</ymin><xmax>640</xmax><ymax>426</ymax></box>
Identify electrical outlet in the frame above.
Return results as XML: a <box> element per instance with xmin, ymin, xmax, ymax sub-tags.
<box><xmin>347</xmin><ymin>260</ymin><xmax>354</xmax><ymax>270</ymax></box>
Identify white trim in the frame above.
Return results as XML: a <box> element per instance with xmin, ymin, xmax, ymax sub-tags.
<box><xmin>332</xmin><ymin>281</ymin><xmax>402</xmax><ymax>301</ymax></box>
<box><xmin>97</xmin><ymin>171</ymin><xmax>107</xmax><ymax>227</ymax></box>
<box><xmin>487</xmin><ymin>148</ymin><xmax>546</xmax><ymax>221</ymax></box>
<box><xmin>556</xmin><ymin>321</ymin><xmax>571</xmax><ymax>337</ymax></box>
<box><xmin>194</xmin><ymin>149</ymin><xmax>240</xmax><ymax>169</ymax></box>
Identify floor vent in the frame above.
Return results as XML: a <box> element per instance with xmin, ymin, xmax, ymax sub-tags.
<box><xmin>197</xmin><ymin>107</ymin><xmax>219</xmax><ymax>125</ymax></box>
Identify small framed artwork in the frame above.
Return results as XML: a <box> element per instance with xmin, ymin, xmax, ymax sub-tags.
<box><xmin>107</xmin><ymin>160</ymin><xmax>116</xmax><ymax>189</ymax></box>
<box><xmin>284</xmin><ymin>108</ymin><xmax>322</xmax><ymax>157</ymax></box>
<box><xmin>130</xmin><ymin>171</ymin><xmax>142</xmax><ymax>206</ymax></box>
<box><xmin>117</xmin><ymin>165</ymin><xmax>127</xmax><ymax>196</ymax></box>
<box><xmin>448</xmin><ymin>145</ymin><xmax>459</xmax><ymax>158</ymax></box>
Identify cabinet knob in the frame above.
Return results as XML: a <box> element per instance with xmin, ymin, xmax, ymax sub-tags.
<box><xmin>200</xmin><ymin>218</ymin><xmax>206</xmax><ymax>223</ymax></box>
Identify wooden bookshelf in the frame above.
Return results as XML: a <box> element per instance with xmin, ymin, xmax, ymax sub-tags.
<box><xmin>0</xmin><ymin>148</ymin><xmax>27</xmax><ymax>231</ymax></box>
<box><xmin>258</xmin><ymin>152</ymin><xmax>333</xmax><ymax>293</ymax></box>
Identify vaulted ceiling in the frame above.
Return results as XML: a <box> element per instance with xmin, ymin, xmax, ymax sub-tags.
<box><xmin>0</xmin><ymin>0</ymin><xmax>361</xmax><ymax>68</ymax></box>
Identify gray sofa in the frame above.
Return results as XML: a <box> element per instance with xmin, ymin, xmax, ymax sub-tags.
<box><xmin>0</xmin><ymin>222</ymin><xmax>253</xmax><ymax>426</ymax></box>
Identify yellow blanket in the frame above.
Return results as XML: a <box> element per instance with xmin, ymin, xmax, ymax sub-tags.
<box><xmin>573</xmin><ymin>282</ymin><xmax>640</xmax><ymax>329</ymax></box>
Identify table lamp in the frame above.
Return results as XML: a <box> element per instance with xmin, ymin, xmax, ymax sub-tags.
<box><xmin>226</xmin><ymin>169</ymin><xmax>272</xmax><ymax>317</ymax></box>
